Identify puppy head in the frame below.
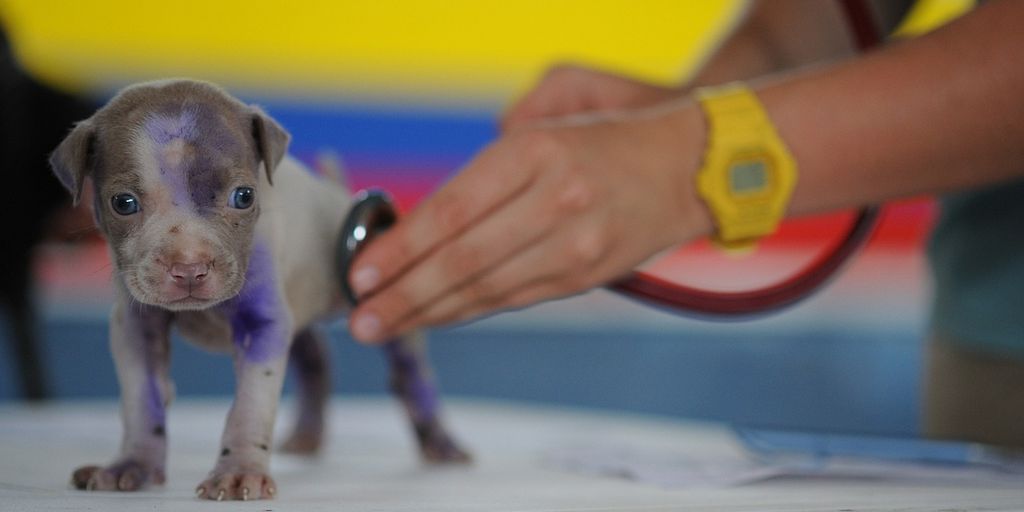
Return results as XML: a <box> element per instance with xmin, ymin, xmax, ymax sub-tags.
<box><xmin>50</xmin><ymin>79</ymin><xmax>290</xmax><ymax>310</ymax></box>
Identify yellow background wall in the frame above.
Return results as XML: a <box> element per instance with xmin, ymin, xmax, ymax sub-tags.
<box><xmin>0</xmin><ymin>0</ymin><xmax>972</xmax><ymax>107</ymax></box>
<box><xmin>0</xmin><ymin>1</ymin><xmax>740</xmax><ymax>105</ymax></box>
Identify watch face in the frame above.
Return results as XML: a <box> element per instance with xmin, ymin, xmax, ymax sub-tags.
<box><xmin>728</xmin><ymin>158</ymin><xmax>770</xmax><ymax>196</ymax></box>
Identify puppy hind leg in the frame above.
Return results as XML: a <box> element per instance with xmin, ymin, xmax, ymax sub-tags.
<box><xmin>279</xmin><ymin>327</ymin><xmax>330</xmax><ymax>455</ymax></box>
<box><xmin>384</xmin><ymin>332</ymin><xmax>471</xmax><ymax>463</ymax></box>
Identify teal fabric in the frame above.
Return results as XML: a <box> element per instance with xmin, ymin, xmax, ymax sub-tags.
<box><xmin>928</xmin><ymin>177</ymin><xmax>1024</xmax><ymax>359</ymax></box>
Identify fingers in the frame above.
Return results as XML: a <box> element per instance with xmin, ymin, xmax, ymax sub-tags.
<box><xmin>350</xmin><ymin>169</ymin><xmax>572</xmax><ymax>343</ymax></box>
<box><xmin>360</xmin><ymin>180</ymin><xmax>620</xmax><ymax>340</ymax></box>
<box><xmin>389</xmin><ymin>228</ymin><xmax>609</xmax><ymax>333</ymax></box>
<box><xmin>348</xmin><ymin>137</ymin><xmax>547</xmax><ymax>302</ymax></box>
<box><xmin>445</xmin><ymin>277</ymin><xmax>589</xmax><ymax>327</ymax></box>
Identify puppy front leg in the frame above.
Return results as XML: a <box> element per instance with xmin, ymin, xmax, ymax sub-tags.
<box><xmin>72</xmin><ymin>300</ymin><xmax>173</xmax><ymax>491</ymax></box>
<box><xmin>197</xmin><ymin>272</ymin><xmax>291</xmax><ymax>501</ymax></box>
<box><xmin>197</xmin><ymin>349</ymin><xmax>288</xmax><ymax>501</ymax></box>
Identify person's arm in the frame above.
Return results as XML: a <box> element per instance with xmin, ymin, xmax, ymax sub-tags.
<box><xmin>687</xmin><ymin>0</ymin><xmax>857</xmax><ymax>88</ymax></box>
<box><xmin>762</xmin><ymin>0</ymin><xmax>1024</xmax><ymax>215</ymax></box>
<box><xmin>500</xmin><ymin>0</ymin><xmax>858</xmax><ymax>131</ymax></box>
<box><xmin>347</xmin><ymin>0</ymin><xmax>1024</xmax><ymax>343</ymax></box>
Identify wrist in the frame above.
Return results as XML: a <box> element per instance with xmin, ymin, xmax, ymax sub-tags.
<box><xmin>660</xmin><ymin>99</ymin><xmax>716</xmax><ymax>244</ymax></box>
<box><xmin>691</xmin><ymin>83</ymin><xmax>798</xmax><ymax>250</ymax></box>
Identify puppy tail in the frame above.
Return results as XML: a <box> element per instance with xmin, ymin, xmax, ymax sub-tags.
<box><xmin>312</xmin><ymin>150</ymin><xmax>350</xmax><ymax>193</ymax></box>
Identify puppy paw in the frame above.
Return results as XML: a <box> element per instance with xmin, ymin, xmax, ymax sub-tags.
<box><xmin>279</xmin><ymin>427</ymin><xmax>323</xmax><ymax>456</ymax></box>
<box><xmin>195</xmin><ymin>470</ymin><xmax>276</xmax><ymax>501</ymax></box>
<box><xmin>71</xmin><ymin>459</ymin><xmax>165</xmax><ymax>491</ymax></box>
<box><xmin>417</xmin><ymin>421</ymin><xmax>473</xmax><ymax>464</ymax></box>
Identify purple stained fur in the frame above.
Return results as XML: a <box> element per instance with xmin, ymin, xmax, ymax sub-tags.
<box><xmin>145</xmin><ymin>107</ymin><xmax>199</xmax><ymax>144</ymax></box>
<box><xmin>128</xmin><ymin>304</ymin><xmax>171</xmax><ymax>431</ymax></box>
<box><xmin>227</xmin><ymin>240</ymin><xmax>287</xmax><ymax>363</ymax></box>
<box><xmin>384</xmin><ymin>340</ymin><xmax>439</xmax><ymax>422</ymax></box>
<box><xmin>144</xmin><ymin>374</ymin><xmax>166</xmax><ymax>429</ymax></box>
<box><xmin>145</xmin><ymin>108</ymin><xmax>196</xmax><ymax>206</ymax></box>
<box><xmin>143</xmin><ymin>105</ymin><xmax>242</xmax><ymax>211</ymax></box>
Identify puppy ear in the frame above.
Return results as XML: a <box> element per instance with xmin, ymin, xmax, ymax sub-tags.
<box><xmin>250</xmin><ymin>106</ymin><xmax>290</xmax><ymax>185</ymax></box>
<box><xmin>49</xmin><ymin>119</ymin><xmax>96</xmax><ymax>206</ymax></box>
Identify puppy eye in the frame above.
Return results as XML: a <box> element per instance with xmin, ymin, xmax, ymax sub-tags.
<box><xmin>229</xmin><ymin>186</ymin><xmax>255</xmax><ymax>209</ymax></box>
<box><xmin>111</xmin><ymin>193</ymin><xmax>140</xmax><ymax>215</ymax></box>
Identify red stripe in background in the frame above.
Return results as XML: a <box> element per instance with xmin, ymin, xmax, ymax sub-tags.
<box><xmin>768</xmin><ymin>198</ymin><xmax>936</xmax><ymax>249</ymax></box>
<box><xmin>345</xmin><ymin>174</ymin><xmax>444</xmax><ymax>214</ymax></box>
<box><xmin>644</xmin><ymin>199</ymin><xmax>936</xmax><ymax>290</ymax></box>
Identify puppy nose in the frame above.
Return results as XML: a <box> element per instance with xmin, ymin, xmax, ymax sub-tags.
<box><xmin>170</xmin><ymin>262</ymin><xmax>210</xmax><ymax>285</ymax></box>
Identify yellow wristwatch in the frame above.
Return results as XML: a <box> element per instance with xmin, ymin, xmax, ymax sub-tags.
<box><xmin>695</xmin><ymin>83</ymin><xmax>797</xmax><ymax>251</ymax></box>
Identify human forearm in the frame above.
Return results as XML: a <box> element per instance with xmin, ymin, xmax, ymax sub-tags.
<box><xmin>750</xmin><ymin>0</ymin><xmax>1024</xmax><ymax>216</ymax></box>
<box><xmin>687</xmin><ymin>0</ymin><xmax>856</xmax><ymax>89</ymax></box>
<box><xmin>501</xmin><ymin>0</ymin><xmax>861</xmax><ymax>130</ymax></box>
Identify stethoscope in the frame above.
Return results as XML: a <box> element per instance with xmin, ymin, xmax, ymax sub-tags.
<box><xmin>338</xmin><ymin>0</ymin><xmax>883</xmax><ymax>316</ymax></box>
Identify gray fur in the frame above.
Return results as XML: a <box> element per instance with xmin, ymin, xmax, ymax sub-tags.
<box><xmin>51</xmin><ymin>79</ymin><xmax>468</xmax><ymax>501</ymax></box>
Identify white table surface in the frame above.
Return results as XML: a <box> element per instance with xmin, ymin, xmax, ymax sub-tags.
<box><xmin>1</xmin><ymin>398</ymin><xmax>1021</xmax><ymax>512</ymax></box>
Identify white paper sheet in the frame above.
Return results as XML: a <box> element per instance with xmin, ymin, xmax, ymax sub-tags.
<box><xmin>544</xmin><ymin>442</ymin><xmax>1024</xmax><ymax>489</ymax></box>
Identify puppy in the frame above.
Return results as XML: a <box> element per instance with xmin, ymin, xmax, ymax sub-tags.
<box><xmin>49</xmin><ymin>79</ymin><xmax>469</xmax><ymax>501</ymax></box>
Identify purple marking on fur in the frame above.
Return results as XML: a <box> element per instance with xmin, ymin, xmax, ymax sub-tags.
<box><xmin>145</xmin><ymin>113</ymin><xmax>193</xmax><ymax>206</ymax></box>
<box><xmin>384</xmin><ymin>341</ymin><xmax>439</xmax><ymax>421</ymax></box>
<box><xmin>145</xmin><ymin>107</ymin><xmax>199</xmax><ymax>144</ymax></box>
<box><xmin>143</xmin><ymin>105</ymin><xmax>241</xmax><ymax>212</ymax></box>
<box><xmin>227</xmin><ymin>240</ymin><xmax>287</xmax><ymax>363</ymax></box>
<box><xmin>144</xmin><ymin>374</ymin><xmax>166</xmax><ymax>428</ymax></box>
<box><xmin>129</xmin><ymin>304</ymin><xmax>170</xmax><ymax>429</ymax></box>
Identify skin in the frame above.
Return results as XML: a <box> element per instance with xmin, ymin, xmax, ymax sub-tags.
<box><xmin>51</xmin><ymin>80</ymin><xmax>469</xmax><ymax>500</ymax></box>
<box><xmin>348</xmin><ymin>0</ymin><xmax>1024</xmax><ymax>343</ymax></box>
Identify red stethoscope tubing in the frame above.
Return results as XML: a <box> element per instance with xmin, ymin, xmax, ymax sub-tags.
<box><xmin>607</xmin><ymin>0</ymin><xmax>884</xmax><ymax>317</ymax></box>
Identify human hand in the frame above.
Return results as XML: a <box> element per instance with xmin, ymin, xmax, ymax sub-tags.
<box><xmin>346</xmin><ymin>96</ymin><xmax>712</xmax><ymax>343</ymax></box>
<box><xmin>500</xmin><ymin>64</ymin><xmax>683</xmax><ymax>132</ymax></box>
